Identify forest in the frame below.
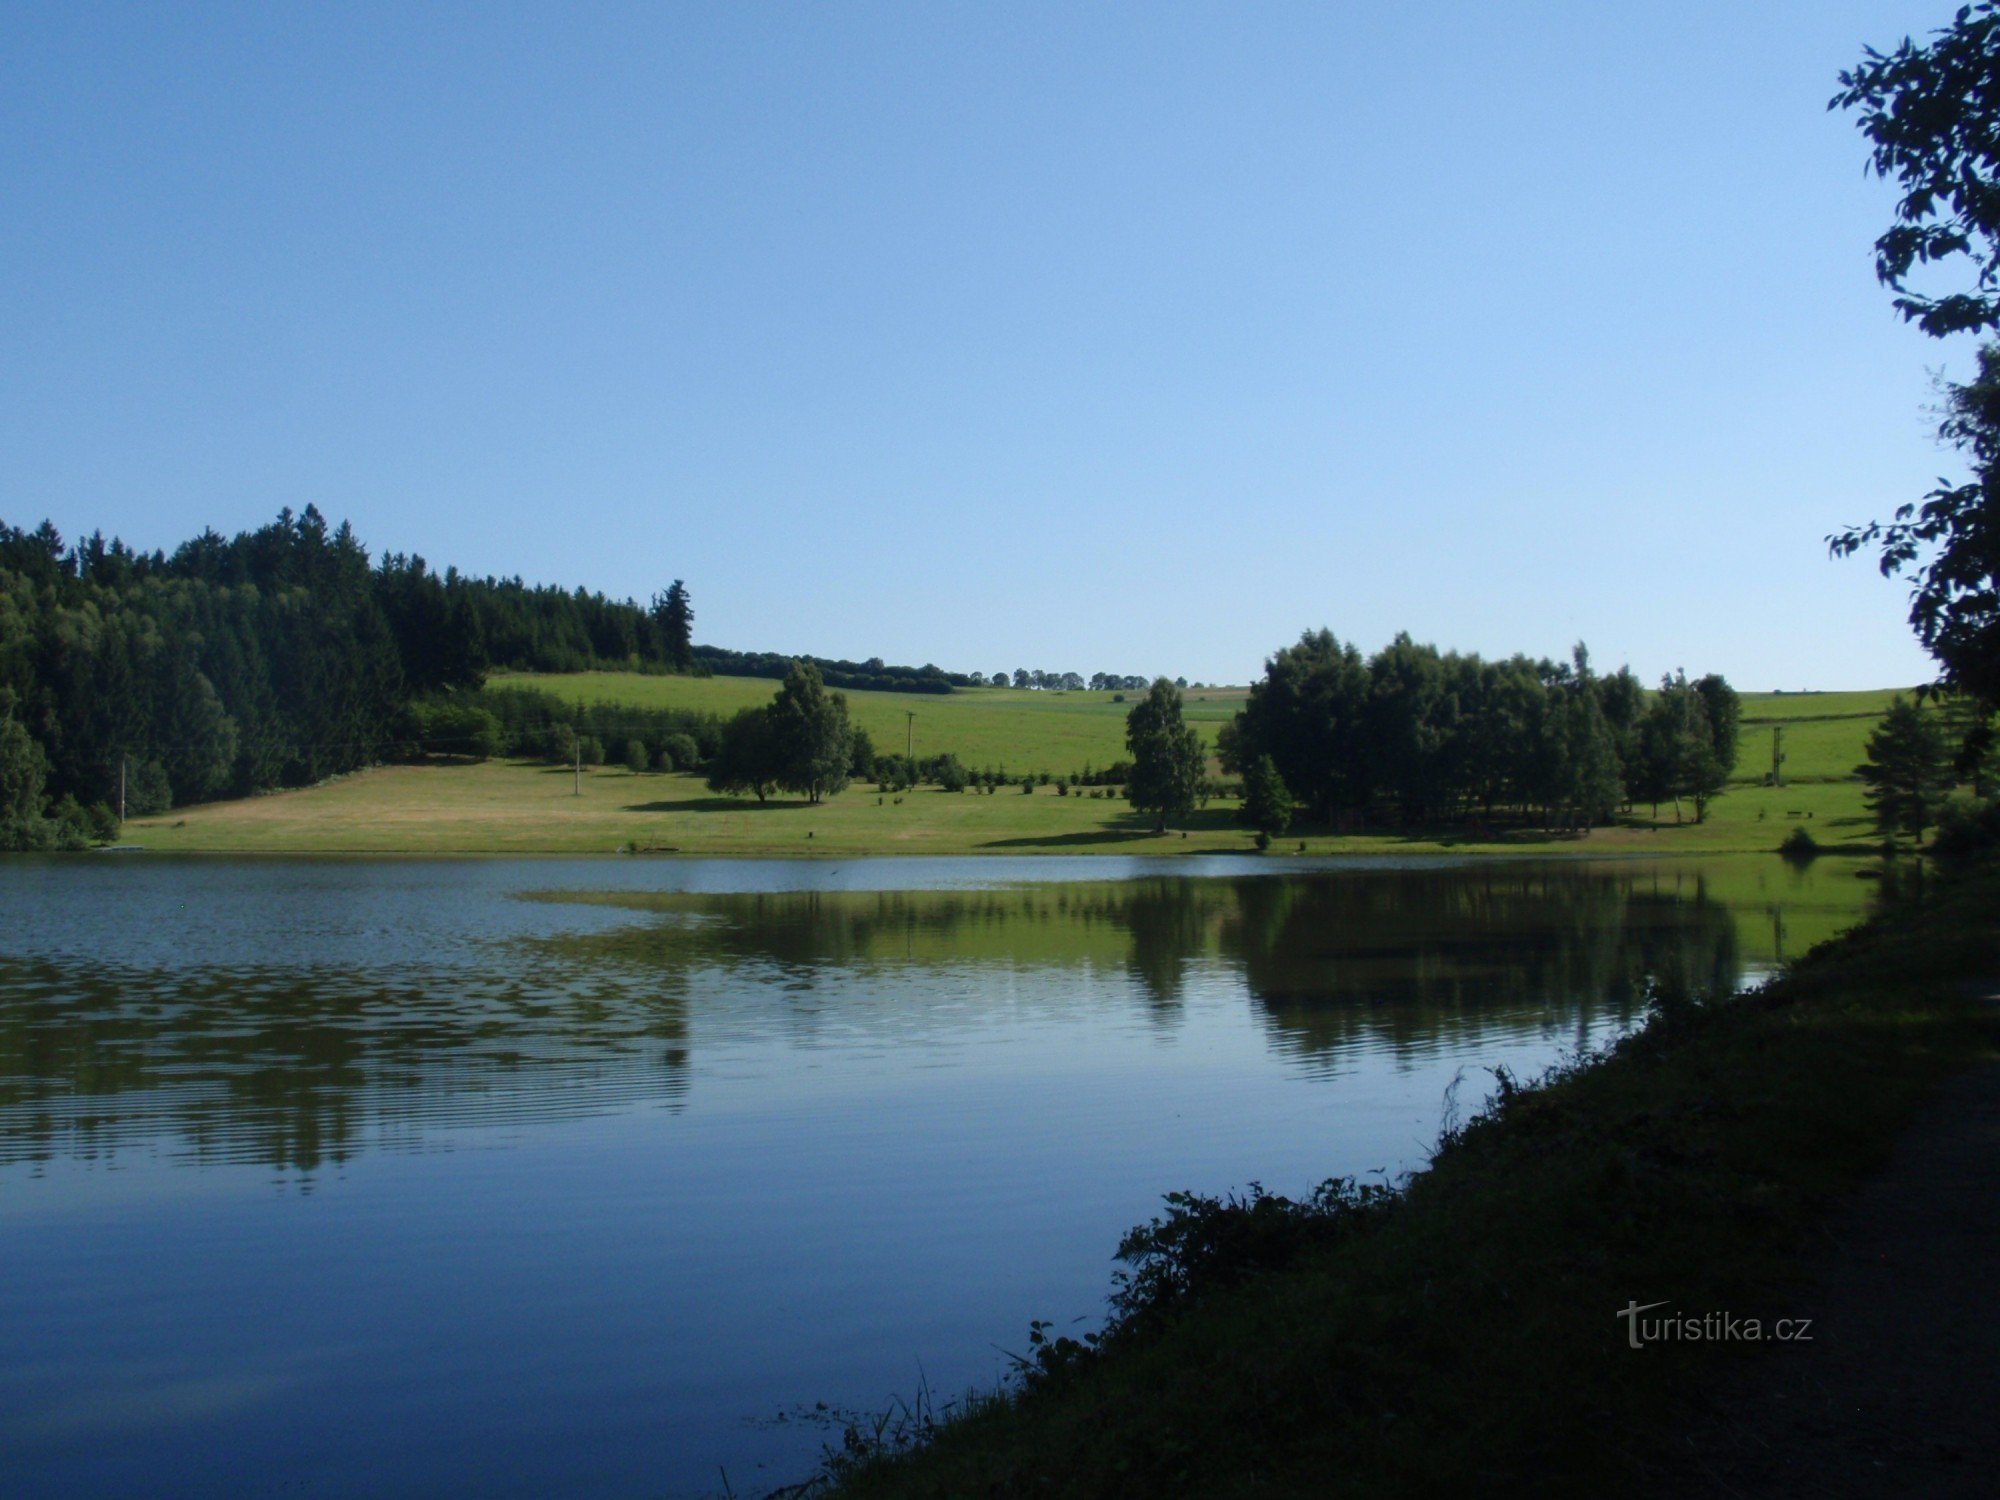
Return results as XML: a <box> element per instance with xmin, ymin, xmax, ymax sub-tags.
<box><xmin>0</xmin><ymin>509</ymin><xmax>1749</xmax><ymax>850</ymax></box>
<box><xmin>1219</xmin><ymin>631</ymin><xmax>1740</xmax><ymax>832</ymax></box>
<box><xmin>0</xmin><ymin>508</ymin><xmax>946</xmax><ymax>846</ymax></box>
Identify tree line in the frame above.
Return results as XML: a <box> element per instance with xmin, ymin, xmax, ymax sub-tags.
<box><xmin>0</xmin><ymin>510</ymin><xmax>708</xmax><ymax>845</ymax></box>
<box><xmin>0</xmin><ymin>507</ymin><xmax>1034</xmax><ymax>846</ymax></box>
<box><xmin>1205</xmin><ymin>631</ymin><xmax>1739</xmax><ymax>835</ymax></box>
<box><xmin>963</xmin><ymin>670</ymin><xmax>1192</xmax><ymax>692</ymax></box>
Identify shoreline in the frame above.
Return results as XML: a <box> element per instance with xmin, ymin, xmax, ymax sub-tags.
<box><xmin>815</xmin><ymin>861</ymin><xmax>2000</xmax><ymax>1497</ymax></box>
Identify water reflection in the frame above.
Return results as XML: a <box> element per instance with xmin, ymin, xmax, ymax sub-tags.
<box><xmin>1224</xmin><ymin>870</ymin><xmax>1736</xmax><ymax>1068</ymax></box>
<box><xmin>0</xmin><ymin>859</ymin><xmax>1862</xmax><ymax>1175</ymax></box>
<box><xmin>0</xmin><ymin>956</ymin><xmax>689</xmax><ymax>1172</ymax></box>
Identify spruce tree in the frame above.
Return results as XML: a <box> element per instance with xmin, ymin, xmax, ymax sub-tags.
<box><xmin>1859</xmin><ymin>696</ymin><xmax>1951</xmax><ymax>844</ymax></box>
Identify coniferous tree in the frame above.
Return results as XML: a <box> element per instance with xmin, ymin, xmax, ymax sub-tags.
<box><xmin>654</xmin><ymin>580</ymin><xmax>695</xmax><ymax>673</ymax></box>
<box><xmin>1859</xmin><ymin>695</ymin><xmax>1951</xmax><ymax>844</ymax></box>
<box><xmin>1558</xmin><ymin>649</ymin><xmax>1625</xmax><ymax>831</ymax></box>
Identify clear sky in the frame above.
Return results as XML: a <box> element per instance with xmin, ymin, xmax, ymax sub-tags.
<box><xmin>0</xmin><ymin>2</ymin><xmax>1974</xmax><ymax>690</ymax></box>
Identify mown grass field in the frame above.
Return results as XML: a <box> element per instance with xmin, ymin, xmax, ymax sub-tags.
<box><xmin>1735</xmin><ymin>687</ymin><xmax>1910</xmax><ymax>784</ymax></box>
<box><xmin>119</xmin><ymin>680</ymin><xmax>1908</xmax><ymax>857</ymax></box>
<box><xmin>498</xmin><ymin>670</ymin><xmax>1247</xmax><ymax>775</ymax></box>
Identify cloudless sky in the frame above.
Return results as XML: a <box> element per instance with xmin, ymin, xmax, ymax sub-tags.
<box><xmin>0</xmin><ymin>2</ymin><xmax>1976</xmax><ymax>689</ymax></box>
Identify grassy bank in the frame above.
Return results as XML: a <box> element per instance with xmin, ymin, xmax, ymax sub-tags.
<box><xmin>812</xmin><ymin>862</ymin><xmax>2000</xmax><ymax>1498</ymax></box>
<box><xmin>115</xmin><ymin>682</ymin><xmax>1901</xmax><ymax>857</ymax></box>
<box><xmin>118</xmin><ymin>753</ymin><xmax>1877</xmax><ymax>857</ymax></box>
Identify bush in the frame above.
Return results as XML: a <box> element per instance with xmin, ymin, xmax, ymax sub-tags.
<box><xmin>659</xmin><ymin>732</ymin><xmax>700</xmax><ymax>771</ymax></box>
<box><xmin>126</xmin><ymin>759</ymin><xmax>172</xmax><ymax>816</ymax></box>
<box><xmin>1107</xmin><ymin>1179</ymin><xmax>1395</xmax><ymax>1334</ymax></box>
<box><xmin>1931</xmin><ymin>791</ymin><xmax>2000</xmax><ymax>868</ymax></box>
<box><xmin>576</xmin><ymin>736</ymin><xmax>603</xmax><ymax>767</ymax></box>
<box><xmin>424</xmin><ymin>701</ymin><xmax>501</xmax><ymax>761</ymax></box>
<box><xmin>623</xmin><ymin>738</ymin><xmax>650</xmax><ymax>773</ymax></box>
<box><xmin>47</xmin><ymin>794</ymin><xmax>95</xmax><ymax>850</ymax></box>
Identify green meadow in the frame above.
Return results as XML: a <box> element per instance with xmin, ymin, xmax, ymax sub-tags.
<box><xmin>498</xmin><ymin>669</ymin><xmax>1247</xmax><ymax>774</ymax></box>
<box><xmin>118</xmin><ymin>679</ymin><xmax>1912</xmax><ymax>858</ymax></box>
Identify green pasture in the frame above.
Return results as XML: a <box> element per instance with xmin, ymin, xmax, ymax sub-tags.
<box><xmin>498</xmin><ymin>670</ymin><xmax>1246</xmax><ymax>775</ymax></box>
<box><xmin>1737</xmin><ymin>687</ymin><xmax>1904</xmax><ymax>783</ymax></box>
<box><xmin>113</xmin><ymin>677</ymin><xmax>1917</xmax><ymax>858</ymax></box>
<box><xmin>121</xmin><ymin>753</ymin><xmax>1880</xmax><ymax>859</ymax></box>
<box><xmin>513</xmin><ymin>672</ymin><xmax>1911</xmax><ymax>795</ymax></box>
<box><xmin>1740</xmin><ymin>688</ymin><xmax>1905</xmax><ymax>721</ymax></box>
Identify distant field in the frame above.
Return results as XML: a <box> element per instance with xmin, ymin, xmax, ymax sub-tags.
<box><xmin>499</xmin><ymin>671</ymin><xmax>1248</xmax><ymax>774</ymax></box>
<box><xmin>509</xmin><ymin>672</ymin><xmax>1905</xmax><ymax>788</ymax></box>
<box><xmin>114</xmin><ymin>678</ymin><xmax>1914</xmax><ymax>858</ymax></box>
<box><xmin>1736</xmin><ymin>687</ymin><xmax>1905</xmax><ymax>784</ymax></box>
<box><xmin>1740</xmin><ymin>689</ymin><xmax>1907</xmax><ymax>722</ymax></box>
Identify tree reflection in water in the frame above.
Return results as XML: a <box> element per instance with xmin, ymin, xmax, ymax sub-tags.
<box><xmin>0</xmin><ymin>861</ymin><xmax>1854</xmax><ymax>1175</ymax></box>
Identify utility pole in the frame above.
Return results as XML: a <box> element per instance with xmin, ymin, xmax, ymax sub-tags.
<box><xmin>574</xmin><ymin>737</ymin><xmax>581</xmax><ymax>797</ymax></box>
<box><xmin>119</xmin><ymin>755</ymin><xmax>126</xmax><ymax>823</ymax></box>
<box><xmin>905</xmin><ymin>710</ymin><xmax>915</xmax><ymax>760</ymax></box>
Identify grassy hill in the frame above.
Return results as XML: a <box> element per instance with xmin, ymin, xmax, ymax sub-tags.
<box><xmin>1734</xmin><ymin>689</ymin><xmax>1906</xmax><ymax>784</ymax></box>
<box><xmin>497</xmin><ymin>670</ymin><xmax>1247</xmax><ymax>774</ymax></box>
<box><xmin>117</xmin><ymin>680</ymin><xmax>1912</xmax><ymax>857</ymax></box>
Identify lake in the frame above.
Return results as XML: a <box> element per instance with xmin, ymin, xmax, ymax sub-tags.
<box><xmin>0</xmin><ymin>854</ymin><xmax>1871</xmax><ymax>1497</ymax></box>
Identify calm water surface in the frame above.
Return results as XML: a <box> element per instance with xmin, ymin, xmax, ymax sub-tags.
<box><xmin>0</xmin><ymin>854</ymin><xmax>1870</xmax><ymax>1497</ymax></box>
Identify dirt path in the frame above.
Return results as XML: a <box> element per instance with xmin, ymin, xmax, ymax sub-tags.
<box><xmin>1668</xmin><ymin>1058</ymin><xmax>2000</xmax><ymax>1497</ymax></box>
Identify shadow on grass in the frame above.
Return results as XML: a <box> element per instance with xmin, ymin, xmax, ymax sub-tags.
<box><xmin>622</xmin><ymin>796</ymin><xmax>811</xmax><ymax>814</ymax></box>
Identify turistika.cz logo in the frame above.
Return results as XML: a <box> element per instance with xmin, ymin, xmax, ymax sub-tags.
<box><xmin>1616</xmin><ymin>1300</ymin><xmax>1814</xmax><ymax>1349</ymax></box>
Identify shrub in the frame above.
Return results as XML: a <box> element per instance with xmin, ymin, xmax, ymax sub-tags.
<box><xmin>1932</xmin><ymin>791</ymin><xmax>2000</xmax><ymax>868</ymax></box>
<box><xmin>48</xmin><ymin>794</ymin><xmax>96</xmax><ymax>850</ymax></box>
<box><xmin>425</xmin><ymin>702</ymin><xmax>501</xmax><ymax>761</ymax></box>
<box><xmin>660</xmin><ymin>732</ymin><xmax>700</xmax><ymax>771</ymax></box>
<box><xmin>1107</xmin><ymin>1178</ymin><xmax>1395</xmax><ymax>1335</ymax></box>
<box><xmin>623</xmin><ymin>738</ymin><xmax>649</xmax><ymax>773</ymax></box>
<box><xmin>126</xmin><ymin>759</ymin><xmax>173</xmax><ymax>816</ymax></box>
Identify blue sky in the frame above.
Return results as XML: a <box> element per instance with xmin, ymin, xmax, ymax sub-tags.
<box><xmin>0</xmin><ymin>2</ymin><xmax>1972</xmax><ymax>689</ymax></box>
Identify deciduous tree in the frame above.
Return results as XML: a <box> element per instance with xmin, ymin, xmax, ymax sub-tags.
<box><xmin>768</xmin><ymin>661</ymin><xmax>853</xmax><ymax>804</ymax></box>
<box><xmin>1126</xmin><ymin>678</ymin><xmax>1205</xmax><ymax>833</ymax></box>
<box><xmin>1238</xmin><ymin>754</ymin><xmax>1295</xmax><ymax>841</ymax></box>
<box><xmin>1834</xmin><ymin>9</ymin><xmax>2000</xmax><ymax>701</ymax></box>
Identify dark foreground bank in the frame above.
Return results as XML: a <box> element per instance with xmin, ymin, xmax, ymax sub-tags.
<box><xmin>805</xmin><ymin>861</ymin><xmax>2000</xmax><ymax>1499</ymax></box>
